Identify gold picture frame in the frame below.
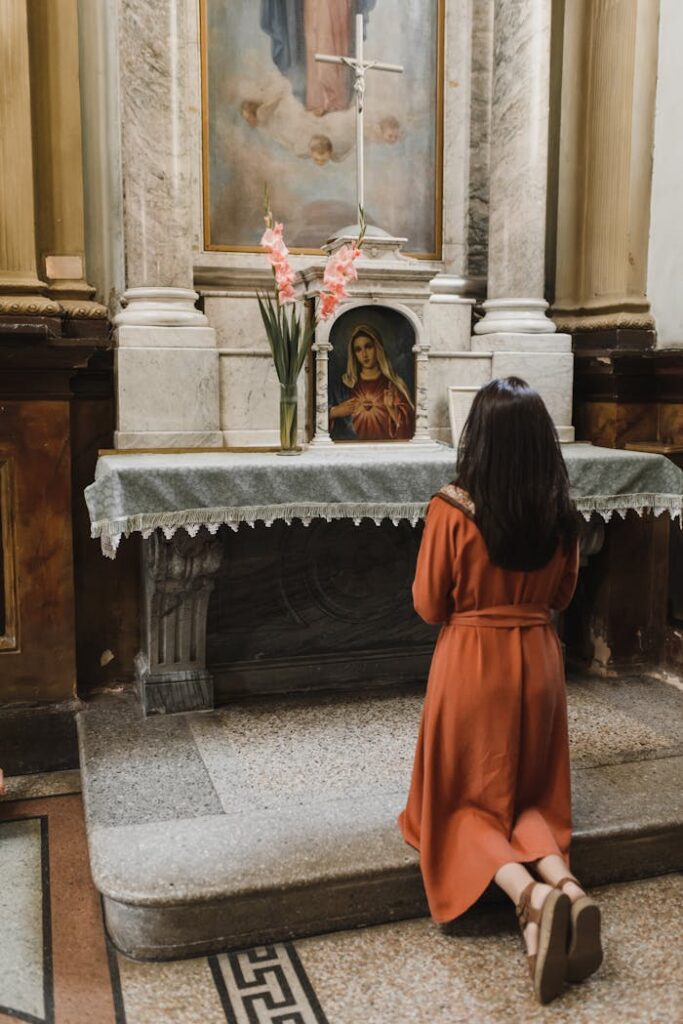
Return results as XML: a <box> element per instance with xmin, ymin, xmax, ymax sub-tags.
<box><xmin>197</xmin><ymin>1</ymin><xmax>446</xmax><ymax>256</ymax></box>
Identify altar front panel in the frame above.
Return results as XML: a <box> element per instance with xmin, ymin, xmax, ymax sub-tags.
<box><xmin>207</xmin><ymin>519</ymin><xmax>438</xmax><ymax>698</ymax></box>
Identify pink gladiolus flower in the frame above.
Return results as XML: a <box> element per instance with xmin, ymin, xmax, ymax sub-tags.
<box><xmin>266</xmin><ymin>238</ymin><xmax>289</xmax><ymax>262</ymax></box>
<box><xmin>278</xmin><ymin>282</ymin><xmax>296</xmax><ymax>304</ymax></box>
<box><xmin>328</xmin><ymin>279</ymin><xmax>348</xmax><ymax>299</ymax></box>
<box><xmin>260</xmin><ymin>223</ymin><xmax>284</xmax><ymax>249</ymax></box>
<box><xmin>319</xmin><ymin>292</ymin><xmax>339</xmax><ymax>320</ymax></box>
<box><xmin>334</xmin><ymin>244</ymin><xmax>360</xmax><ymax>273</ymax></box>
<box><xmin>275</xmin><ymin>259</ymin><xmax>295</xmax><ymax>280</ymax></box>
<box><xmin>266</xmin><ymin>252</ymin><xmax>284</xmax><ymax>270</ymax></box>
<box><xmin>275</xmin><ymin>271</ymin><xmax>296</xmax><ymax>295</ymax></box>
<box><xmin>322</xmin><ymin>265</ymin><xmax>346</xmax><ymax>289</ymax></box>
<box><xmin>318</xmin><ymin>240</ymin><xmax>362</xmax><ymax>320</ymax></box>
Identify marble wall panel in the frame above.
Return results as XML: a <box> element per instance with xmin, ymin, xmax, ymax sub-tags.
<box><xmin>428</xmin><ymin>353</ymin><xmax>491</xmax><ymax>442</ymax></box>
<box><xmin>219</xmin><ymin>352</ymin><xmax>308</xmax><ymax>447</ymax></box>
<box><xmin>204</xmin><ymin>296</ymin><xmax>275</xmax><ymax>351</ymax></box>
<box><xmin>424</xmin><ymin>296</ymin><xmax>473</xmax><ymax>351</ymax></box>
<box><xmin>491</xmin><ymin>350</ymin><xmax>573</xmax><ymax>429</ymax></box>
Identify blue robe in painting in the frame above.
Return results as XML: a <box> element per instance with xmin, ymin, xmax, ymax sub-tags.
<box><xmin>260</xmin><ymin>0</ymin><xmax>377</xmax><ymax>104</ymax></box>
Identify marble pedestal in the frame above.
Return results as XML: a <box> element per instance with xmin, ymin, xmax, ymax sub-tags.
<box><xmin>114</xmin><ymin>311</ymin><xmax>222</xmax><ymax>449</ymax></box>
<box><xmin>450</xmin><ymin>332</ymin><xmax>576</xmax><ymax>442</ymax></box>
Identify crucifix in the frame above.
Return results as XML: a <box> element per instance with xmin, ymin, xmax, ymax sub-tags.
<box><xmin>315</xmin><ymin>13</ymin><xmax>403</xmax><ymax>218</ymax></box>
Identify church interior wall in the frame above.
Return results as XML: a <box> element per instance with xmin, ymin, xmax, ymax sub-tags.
<box><xmin>0</xmin><ymin>0</ymin><xmax>682</xmax><ymax>775</ymax></box>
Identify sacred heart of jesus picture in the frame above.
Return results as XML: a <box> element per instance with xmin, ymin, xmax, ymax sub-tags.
<box><xmin>200</xmin><ymin>0</ymin><xmax>444</xmax><ymax>257</ymax></box>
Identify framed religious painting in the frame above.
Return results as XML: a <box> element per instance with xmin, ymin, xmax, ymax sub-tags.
<box><xmin>328</xmin><ymin>308</ymin><xmax>416</xmax><ymax>442</ymax></box>
<box><xmin>200</xmin><ymin>0</ymin><xmax>444</xmax><ymax>258</ymax></box>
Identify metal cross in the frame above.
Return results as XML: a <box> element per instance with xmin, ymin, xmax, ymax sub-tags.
<box><xmin>315</xmin><ymin>13</ymin><xmax>403</xmax><ymax>215</ymax></box>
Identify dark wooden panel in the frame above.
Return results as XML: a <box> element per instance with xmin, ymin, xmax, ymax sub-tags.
<box><xmin>0</xmin><ymin>401</ymin><xmax>77</xmax><ymax>703</ymax></box>
<box><xmin>565</xmin><ymin>513</ymin><xmax>669</xmax><ymax>671</ymax></box>
<box><xmin>70</xmin><ymin>395</ymin><xmax>140</xmax><ymax>693</ymax></box>
<box><xmin>207</xmin><ymin>519</ymin><xmax>439</xmax><ymax>697</ymax></box>
<box><xmin>0</xmin><ymin>456</ymin><xmax>18</xmax><ymax>649</ymax></box>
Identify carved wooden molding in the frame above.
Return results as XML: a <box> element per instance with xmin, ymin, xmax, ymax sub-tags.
<box><xmin>0</xmin><ymin>295</ymin><xmax>61</xmax><ymax>316</ymax></box>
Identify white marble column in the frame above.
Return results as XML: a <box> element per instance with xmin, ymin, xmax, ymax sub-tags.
<box><xmin>113</xmin><ymin>0</ymin><xmax>221</xmax><ymax>448</ymax></box>
<box><xmin>469</xmin><ymin>0</ymin><xmax>574</xmax><ymax>442</ymax></box>
<box><xmin>475</xmin><ymin>0</ymin><xmax>555</xmax><ymax>335</ymax></box>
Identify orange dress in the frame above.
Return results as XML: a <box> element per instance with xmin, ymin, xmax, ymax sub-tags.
<box><xmin>398</xmin><ymin>485</ymin><xmax>580</xmax><ymax>923</ymax></box>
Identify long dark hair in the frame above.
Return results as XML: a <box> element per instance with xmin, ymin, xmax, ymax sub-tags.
<box><xmin>456</xmin><ymin>377</ymin><xmax>580</xmax><ymax>571</ymax></box>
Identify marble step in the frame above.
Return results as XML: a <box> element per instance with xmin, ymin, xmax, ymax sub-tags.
<box><xmin>77</xmin><ymin>674</ymin><xmax>683</xmax><ymax>961</ymax></box>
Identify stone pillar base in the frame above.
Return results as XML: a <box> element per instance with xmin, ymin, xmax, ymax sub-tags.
<box><xmin>474</xmin><ymin>298</ymin><xmax>557</xmax><ymax>335</ymax></box>
<box><xmin>114</xmin><ymin>287</ymin><xmax>208</xmax><ymax>328</ymax></box>
<box><xmin>135</xmin><ymin>657</ymin><xmax>214</xmax><ymax>716</ymax></box>
<box><xmin>137</xmin><ymin>531</ymin><xmax>224</xmax><ymax>715</ymax></box>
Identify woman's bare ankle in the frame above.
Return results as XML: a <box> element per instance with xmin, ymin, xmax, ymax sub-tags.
<box><xmin>559</xmin><ymin>879</ymin><xmax>585</xmax><ymax>902</ymax></box>
<box><xmin>529</xmin><ymin>881</ymin><xmax>553</xmax><ymax>911</ymax></box>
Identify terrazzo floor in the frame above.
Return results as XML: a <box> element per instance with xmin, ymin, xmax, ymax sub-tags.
<box><xmin>0</xmin><ymin>774</ymin><xmax>681</xmax><ymax>1024</ymax></box>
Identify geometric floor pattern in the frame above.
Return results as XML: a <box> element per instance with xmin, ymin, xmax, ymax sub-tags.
<box><xmin>1</xmin><ymin>784</ymin><xmax>682</xmax><ymax>1024</ymax></box>
<box><xmin>0</xmin><ymin>792</ymin><xmax>329</xmax><ymax>1024</ymax></box>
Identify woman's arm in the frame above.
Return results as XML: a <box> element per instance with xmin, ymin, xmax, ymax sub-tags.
<box><xmin>550</xmin><ymin>540</ymin><xmax>580</xmax><ymax>611</ymax></box>
<box><xmin>412</xmin><ymin>498</ymin><xmax>458</xmax><ymax>625</ymax></box>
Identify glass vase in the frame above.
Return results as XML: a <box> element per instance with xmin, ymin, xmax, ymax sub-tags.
<box><xmin>278</xmin><ymin>382</ymin><xmax>300</xmax><ymax>454</ymax></box>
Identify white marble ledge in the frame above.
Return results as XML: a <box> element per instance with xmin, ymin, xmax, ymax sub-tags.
<box><xmin>470</xmin><ymin>333</ymin><xmax>572</xmax><ymax>353</ymax></box>
<box><xmin>116</xmin><ymin>325</ymin><xmax>217</xmax><ymax>348</ymax></box>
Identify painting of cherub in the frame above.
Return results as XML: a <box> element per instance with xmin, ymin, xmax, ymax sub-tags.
<box><xmin>201</xmin><ymin>0</ymin><xmax>443</xmax><ymax>255</ymax></box>
<box><xmin>328</xmin><ymin>311</ymin><xmax>416</xmax><ymax>441</ymax></box>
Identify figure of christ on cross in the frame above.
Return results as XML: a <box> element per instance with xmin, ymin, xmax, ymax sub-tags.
<box><xmin>315</xmin><ymin>13</ymin><xmax>403</xmax><ymax>220</ymax></box>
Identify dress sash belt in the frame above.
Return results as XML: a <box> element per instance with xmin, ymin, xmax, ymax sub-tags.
<box><xmin>449</xmin><ymin>604</ymin><xmax>552</xmax><ymax>628</ymax></box>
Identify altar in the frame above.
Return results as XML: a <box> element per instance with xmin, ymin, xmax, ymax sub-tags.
<box><xmin>85</xmin><ymin>443</ymin><xmax>683</xmax><ymax>714</ymax></box>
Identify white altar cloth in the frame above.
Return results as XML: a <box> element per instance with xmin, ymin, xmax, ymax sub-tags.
<box><xmin>85</xmin><ymin>443</ymin><xmax>683</xmax><ymax>557</ymax></box>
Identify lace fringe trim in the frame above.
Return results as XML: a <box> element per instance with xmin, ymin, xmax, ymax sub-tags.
<box><xmin>91</xmin><ymin>493</ymin><xmax>683</xmax><ymax>558</ymax></box>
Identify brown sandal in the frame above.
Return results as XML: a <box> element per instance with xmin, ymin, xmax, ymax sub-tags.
<box><xmin>516</xmin><ymin>881</ymin><xmax>570</xmax><ymax>1004</ymax></box>
<box><xmin>555</xmin><ymin>877</ymin><xmax>603</xmax><ymax>983</ymax></box>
